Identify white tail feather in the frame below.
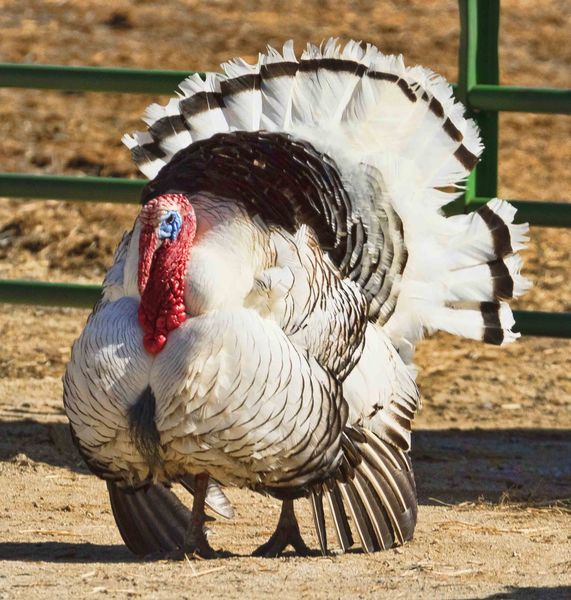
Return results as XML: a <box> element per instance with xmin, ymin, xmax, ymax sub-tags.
<box><xmin>430</xmin><ymin>302</ymin><xmax>519</xmax><ymax>346</ymax></box>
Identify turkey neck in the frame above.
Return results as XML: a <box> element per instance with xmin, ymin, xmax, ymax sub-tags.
<box><xmin>138</xmin><ymin>224</ymin><xmax>193</xmax><ymax>355</ymax></box>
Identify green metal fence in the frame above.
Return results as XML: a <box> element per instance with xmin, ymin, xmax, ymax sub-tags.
<box><xmin>0</xmin><ymin>0</ymin><xmax>570</xmax><ymax>337</ymax></box>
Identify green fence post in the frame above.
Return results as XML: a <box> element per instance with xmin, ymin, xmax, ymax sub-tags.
<box><xmin>458</xmin><ymin>0</ymin><xmax>500</xmax><ymax>207</ymax></box>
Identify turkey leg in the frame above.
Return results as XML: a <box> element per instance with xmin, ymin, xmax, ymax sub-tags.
<box><xmin>252</xmin><ymin>499</ymin><xmax>311</xmax><ymax>557</ymax></box>
<box><xmin>182</xmin><ymin>472</ymin><xmax>218</xmax><ymax>559</ymax></box>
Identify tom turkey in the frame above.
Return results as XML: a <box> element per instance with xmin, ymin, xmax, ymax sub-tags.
<box><xmin>64</xmin><ymin>39</ymin><xmax>530</xmax><ymax>558</ymax></box>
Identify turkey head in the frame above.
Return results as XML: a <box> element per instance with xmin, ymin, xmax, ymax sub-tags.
<box><xmin>137</xmin><ymin>193</ymin><xmax>196</xmax><ymax>354</ymax></box>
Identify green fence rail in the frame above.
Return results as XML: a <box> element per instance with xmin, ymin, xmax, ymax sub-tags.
<box><xmin>4</xmin><ymin>173</ymin><xmax>571</xmax><ymax>228</ymax></box>
<box><xmin>2</xmin><ymin>278</ymin><xmax>570</xmax><ymax>340</ymax></box>
<box><xmin>467</xmin><ymin>85</ymin><xmax>571</xmax><ymax>114</ymax></box>
<box><xmin>0</xmin><ymin>173</ymin><xmax>143</xmax><ymax>204</ymax></box>
<box><xmin>0</xmin><ymin>63</ymin><xmax>196</xmax><ymax>95</ymax></box>
<box><xmin>0</xmin><ymin>0</ymin><xmax>569</xmax><ymax>337</ymax></box>
<box><xmin>0</xmin><ymin>280</ymin><xmax>102</xmax><ymax>309</ymax></box>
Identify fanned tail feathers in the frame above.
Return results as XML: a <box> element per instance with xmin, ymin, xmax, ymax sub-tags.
<box><xmin>124</xmin><ymin>38</ymin><xmax>530</xmax><ymax>350</ymax></box>
<box><xmin>123</xmin><ymin>38</ymin><xmax>481</xmax><ymax>188</ymax></box>
<box><xmin>309</xmin><ymin>427</ymin><xmax>417</xmax><ymax>555</ymax></box>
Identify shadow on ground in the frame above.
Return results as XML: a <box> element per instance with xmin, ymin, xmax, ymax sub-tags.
<box><xmin>413</xmin><ymin>428</ymin><xmax>571</xmax><ymax>505</ymax></box>
<box><xmin>1</xmin><ymin>420</ymin><xmax>570</xmax><ymax>504</ymax></box>
<box><xmin>0</xmin><ymin>542</ymin><xmax>133</xmax><ymax>563</ymax></box>
<box><xmin>470</xmin><ymin>586</ymin><xmax>571</xmax><ymax>600</ymax></box>
<box><xmin>0</xmin><ymin>419</ymin><xmax>87</xmax><ymax>473</ymax></box>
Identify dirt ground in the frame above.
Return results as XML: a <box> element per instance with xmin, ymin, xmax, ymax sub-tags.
<box><xmin>0</xmin><ymin>1</ymin><xmax>570</xmax><ymax>598</ymax></box>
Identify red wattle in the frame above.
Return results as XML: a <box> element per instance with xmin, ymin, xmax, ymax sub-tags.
<box><xmin>143</xmin><ymin>332</ymin><xmax>167</xmax><ymax>354</ymax></box>
<box><xmin>137</xmin><ymin>196</ymin><xmax>196</xmax><ymax>354</ymax></box>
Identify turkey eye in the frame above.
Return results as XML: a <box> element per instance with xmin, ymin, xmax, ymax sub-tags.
<box><xmin>165</xmin><ymin>214</ymin><xmax>175</xmax><ymax>224</ymax></box>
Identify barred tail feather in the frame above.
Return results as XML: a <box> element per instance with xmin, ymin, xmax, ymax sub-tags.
<box><xmin>446</xmin><ymin>254</ymin><xmax>528</xmax><ymax>303</ymax></box>
<box><xmin>219</xmin><ymin>61</ymin><xmax>263</xmax><ymax>131</ymax></box>
<box><xmin>309</xmin><ymin>488</ymin><xmax>328</xmax><ymax>555</ymax></box>
<box><xmin>431</xmin><ymin>301</ymin><xmax>519</xmax><ymax>346</ymax></box>
<box><xmin>323</xmin><ymin>480</ymin><xmax>354</xmax><ymax>551</ymax></box>
<box><xmin>311</xmin><ymin>428</ymin><xmax>417</xmax><ymax>555</ymax></box>
<box><xmin>384</xmin><ymin>199</ymin><xmax>530</xmax><ymax>353</ymax></box>
<box><xmin>123</xmin><ymin>38</ymin><xmax>484</xmax><ymax>189</ymax></box>
<box><xmin>446</xmin><ymin>199</ymin><xmax>529</xmax><ymax>269</ymax></box>
<box><xmin>122</xmin><ymin>132</ymin><xmax>166</xmax><ymax>180</ymax></box>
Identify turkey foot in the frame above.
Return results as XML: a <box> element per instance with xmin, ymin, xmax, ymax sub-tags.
<box><xmin>253</xmin><ymin>499</ymin><xmax>311</xmax><ymax>557</ymax></box>
<box><xmin>180</xmin><ymin>523</ymin><xmax>218</xmax><ymax>560</ymax></box>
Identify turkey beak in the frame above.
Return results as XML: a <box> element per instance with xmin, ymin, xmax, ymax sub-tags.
<box><xmin>138</xmin><ymin>225</ymin><xmax>159</xmax><ymax>296</ymax></box>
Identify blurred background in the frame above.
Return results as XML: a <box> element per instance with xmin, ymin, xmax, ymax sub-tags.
<box><xmin>0</xmin><ymin>1</ymin><xmax>569</xmax><ymax>598</ymax></box>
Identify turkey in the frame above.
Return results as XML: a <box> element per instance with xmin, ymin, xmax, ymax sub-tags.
<box><xmin>64</xmin><ymin>39</ymin><xmax>530</xmax><ymax>558</ymax></box>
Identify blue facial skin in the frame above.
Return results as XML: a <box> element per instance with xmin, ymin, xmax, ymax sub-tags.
<box><xmin>158</xmin><ymin>211</ymin><xmax>182</xmax><ymax>241</ymax></box>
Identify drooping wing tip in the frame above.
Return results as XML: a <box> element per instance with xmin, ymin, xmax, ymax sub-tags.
<box><xmin>106</xmin><ymin>480</ymin><xmax>189</xmax><ymax>556</ymax></box>
<box><xmin>180</xmin><ymin>474</ymin><xmax>235</xmax><ymax>519</ymax></box>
